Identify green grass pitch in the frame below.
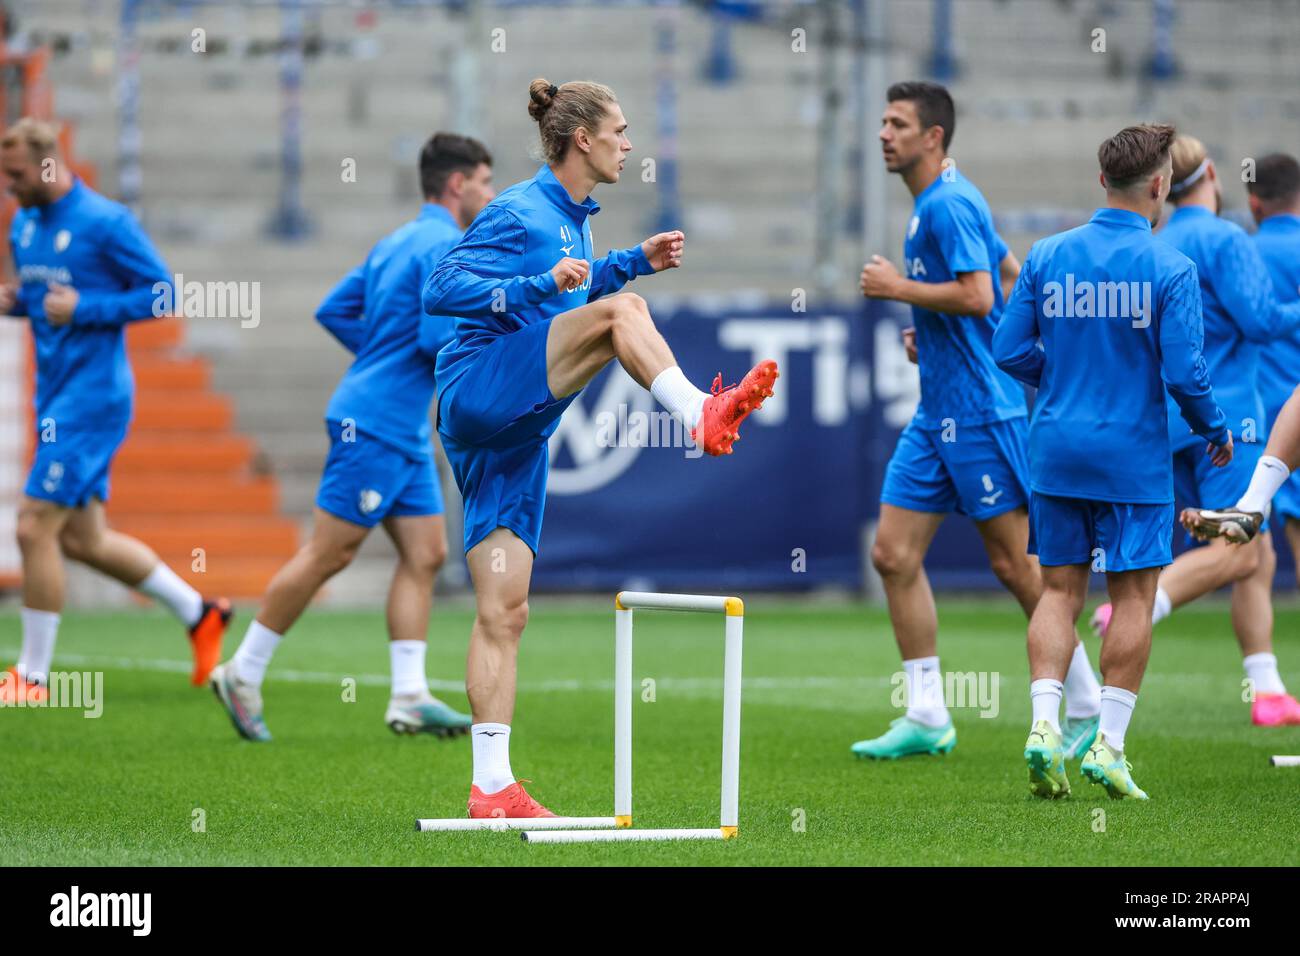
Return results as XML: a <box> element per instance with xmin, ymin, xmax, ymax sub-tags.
<box><xmin>2</xmin><ymin>598</ymin><xmax>1298</xmax><ymax>866</ymax></box>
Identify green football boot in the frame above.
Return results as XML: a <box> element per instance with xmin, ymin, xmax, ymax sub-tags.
<box><xmin>1061</xmin><ymin>713</ymin><xmax>1100</xmax><ymax>760</ymax></box>
<box><xmin>851</xmin><ymin>715</ymin><xmax>956</xmax><ymax>760</ymax></box>
<box><xmin>1024</xmin><ymin>720</ymin><xmax>1070</xmax><ymax>798</ymax></box>
<box><xmin>1080</xmin><ymin>735</ymin><xmax>1149</xmax><ymax>800</ymax></box>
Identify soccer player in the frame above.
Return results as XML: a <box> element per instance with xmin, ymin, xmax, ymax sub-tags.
<box><xmin>853</xmin><ymin>81</ymin><xmax>1101</xmax><ymax>761</ymax></box>
<box><xmin>1090</xmin><ymin>137</ymin><xmax>1300</xmax><ymax>726</ymax></box>
<box><xmin>0</xmin><ymin>118</ymin><xmax>231</xmax><ymax>704</ymax></box>
<box><xmin>994</xmin><ymin>123</ymin><xmax>1231</xmax><ymax>800</ymax></box>
<box><xmin>208</xmin><ymin>133</ymin><xmax>495</xmax><ymax>741</ymax></box>
<box><xmin>421</xmin><ymin>79</ymin><xmax>778</xmax><ymax>819</ymax></box>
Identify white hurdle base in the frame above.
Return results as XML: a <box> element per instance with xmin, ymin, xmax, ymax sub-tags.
<box><xmin>1270</xmin><ymin>755</ymin><xmax>1300</xmax><ymax>767</ymax></box>
<box><xmin>521</xmin><ymin>827</ymin><xmax>731</xmax><ymax>844</ymax></box>
<box><xmin>416</xmin><ymin>816</ymin><xmax>618</xmax><ymax>832</ymax></box>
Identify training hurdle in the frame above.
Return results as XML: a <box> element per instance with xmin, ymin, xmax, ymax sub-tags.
<box><xmin>521</xmin><ymin>591</ymin><xmax>743</xmax><ymax>844</ymax></box>
<box><xmin>416</xmin><ymin>591</ymin><xmax>744</xmax><ymax>844</ymax></box>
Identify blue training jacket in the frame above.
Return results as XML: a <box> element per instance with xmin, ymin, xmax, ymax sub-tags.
<box><xmin>1251</xmin><ymin>213</ymin><xmax>1300</xmax><ymax>422</ymax></box>
<box><xmin>1157</xmin><ymin>205</ymin><xmax>1300</xmax><ymax>450</ymax></box>
<box><xmin>8</xmin><ymin>178</ymin><xmax>171</xmax><ymax>433</ymax></box>
<box><xmin>993</xmin><ymin>207</ymin><xmax>1227</xmax><ymax>505</ymax></box>
<box><xmin>422</xmin><ymin>164</ymin><xmax>654</xmax><ymax>430</ymax></box>
<box><xmin>316</xmin><ymin>203</ymin><xmax>463</xmax><ymax>460</ymax></box>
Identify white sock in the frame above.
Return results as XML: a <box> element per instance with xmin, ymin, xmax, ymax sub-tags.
<box><xmin>1029</xmin><ymin>678</ymin><xmax>1063</xmax><ymax>734</ymax></box>
<box><xmin>903</xmin><ymin>655</ymin><xmax>948</xmax><ymax>727</ymax></box>
<box><xmin>17</xmin><ymin>607</ymin><xmax>60</xmax><ymax>685</ymax></box>
<box><xmin>650</xmin><ymin>365</ymin><xmax>708</xmax><ymax>431</ymax></box>
<box><xmin>232</xmin><ymin>619</ymin><xmax>282</xmax><ymax>687</ymax></box>
<box><xmin>1243</xmin><ymin>652</ymin><xmax>1287</xmax><ymax>696</ymax></box>
<box><xmin>471</xmin><ymin>723</ymin><xmax>515</xmax><ymax>794</ymax></box>
<box><xmin>1151</xmin><ymin>587</ymin><xmax>1172</xmax><ymax>626</ymax></box>
<box><xmin>389</xmin><ymin>640</ymin><xmax>428</xmax><ymax>697</ymax></box>
<box><xmin>1064</xmin><ymin>642</ymin><xmax>1102</xmax><ymax>718</ymax></box>
<box><xmin>1099</xmin><ymin>686</ymin><xmax>1137</xmax><ymax>753</ymax></box>
<box><xmin>1236</xmin><ymin>455</ymin><xmax>1290</xmax><ymax>515</ymax></box>
<box><xmin>136</xmin><ymin>563</ymin><xmax>204</xmax><ymax>629</ymax></box>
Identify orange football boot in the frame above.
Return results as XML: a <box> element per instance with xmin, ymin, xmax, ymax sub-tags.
<box><xmin>692</xmin><ymin>360</ymin><xmax>780</xmax><ymax>456</ymax></box>
<box><xmin>0</xmin><ymin>666</ymin><xmax>48</xmax><ymax>704</ymax></box>
<box><xmin>467</xmin><ymin>781</ymin><xmax>557</xmax><ymax>819</ymax></box>
<box><xmin>189</xmin><ymin>598</ymin><xmax>233</xmax><ymax>687</ymax></box>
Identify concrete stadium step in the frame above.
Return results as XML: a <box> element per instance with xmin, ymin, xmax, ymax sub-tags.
<box><xmin>133</xmin><ymin>392</ymin><xmax>234</xmax><ymax>432</ymax></box>
<box><xmin>131</xmin><ymin>355</ymin><xmax>211</xmax><ymax>391</ymax></box>
<box><xmin>107</xmin><ymin>475</ymin><xmax>278</xmax><ymax>515</ymax></box>
<box><xmin>111</xmin><ymin>515</ymin><xmax>300</xmax><ymax>557</ymax></box>
<box><xmin>114</xmin><ymin>433</ymin><xmax>256</xmax><ymax>475</ymax></box>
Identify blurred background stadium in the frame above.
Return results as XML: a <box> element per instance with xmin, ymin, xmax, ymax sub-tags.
<box><xmin>1</xmin><ymin>0</ymin><xmax>1298</xmax><ymax>607</ymax></box>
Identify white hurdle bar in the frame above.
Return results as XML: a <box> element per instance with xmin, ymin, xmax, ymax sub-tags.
<box><xmin>1270</xmin><ymin>755</ymin><xmax>1300</xmax><ymax>767</ymax></box>
<box><xmin>523</xmin><ymin>591</ymin><xmax>743</xmax><ymax>845</ymax></box>
<box><xmin>416</xmin><ymin>817</ymin><xmax>618</xmax><ymax>832</ymax></box>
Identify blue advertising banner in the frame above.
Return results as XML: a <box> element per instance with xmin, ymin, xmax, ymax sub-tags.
<box><xmin>532</xmin><ymin>300</ymin><xmax>905</xmax><ymax>592</ymax></box>
<box><xmin>522</xmin><ymin>298</ymin><xmax>1294</xmax><ymax>593</ymax></box>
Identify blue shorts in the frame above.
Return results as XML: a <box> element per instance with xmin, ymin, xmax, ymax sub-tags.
<box><xmin>1029</xmin><ymin>494</ymin><xmax>1173</xmax><ymax>571</ymax></box>
<box><xmin>1172</xmin><ymin>439</ymin><xmax>1269</xmax><ymax>534</ymax></box>
<box><xmin>880</xmin><ymin>417</ymin><xmax>1030</xmax><ymax>520</ymax></box>
<box><xmin>438</xmin><ymin>320</ymin><xmax>577</xmax><ymax>555</ymax></box>
<box><xmin>315</xmin><ymin>421</ymin><xmax>443</xmax><ymax>528</ymax></box>
<box><xmin>24</xmin><ymin>424</ymin><xmax>128</xmax><ymax>508</ymax></box>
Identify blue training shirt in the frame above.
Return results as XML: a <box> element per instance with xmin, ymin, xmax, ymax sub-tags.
<box><xmin>903</xmin><ymin>169</ymin><xmax>1026</xmax><ymax>429</ymax></box>
<box><xmin>423</xmin><ymin>164</ymin><xmax>654</xmax><ymax>430</ymax></box>
<box><xmin>316</xmin><ymin>203</ymin><xmax>463</xmax><ymax>460</ymax></box>
<box><xmin>1157</xmin><ymin>205</ymin><xmax>1300</xmax><ymax>450</ymax></box>
<box><xmin>8</xmin><ymin>178</ymin><xmax>171</xmax><ymax>433</ymax></box>
<box><xmin>993</xmin><ymin>207</ymin><xmax>1227</xmax><ymax>505</ymax></box>
<box><xmin>1252</xmin><ymin>213</ymin><xmax>1300</xmax><ymax>421</ymax></box>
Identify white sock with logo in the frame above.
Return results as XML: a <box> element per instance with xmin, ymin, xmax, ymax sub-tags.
<box><xmin>1064</xmin><ymin>642</ymin><xmax>1102</xmax><ymax>718</ymax></box>
<box><xmin>136</xmin><ymin>563</ymin><xmax>204</xmax><ymax>629</ymax></box>
<box><xmin>1151</xmin><ymin>587</ymin><xmax>1172</xmax><ymax>626</ymax></box>
<box><xmin>1099</xmin><ymin>686</ymin><xmax>1137</xmax><ymax>753</ymax></box>
<box><xmin>903</xmin><ymin>656</ymin><xmax>949</xmax><ymax>727</ymax></box>
<box><xmin>1243</xmin><ymin>652</ymin><xmax>1287</xmax><ymax>696</ymax></box>
<box><xmin>1236</xmin><ymin>455</ymin><xmax>1289</xmax><ymax>515</ymax></box>
<box><xmin>650</xmin><ymin>365</ymin><xmax>708</xmax><ymax>431</ymax></box>
<box><xmin>471</xmin><ymin>723</ymin><xmax>515</xmax><ymax>794</ymax></box>
<box><xmin>232</xmin><ymin>619</ymin><xmax>282</xmax><ymax>687</ymax></box>
<box><xmin>389</xmin><ymin>640</ymin><xmax>428</xmax><ymax>698</ymax></box>
<box><xmin>17</xmin><ymin>607</ymin><xmax>60</xmax><ymax>685</ymax></box>
<box><xmin>1029</xmin><ymin>678</ymin><xmax>1063</xmax><ymax>734</ymax></box>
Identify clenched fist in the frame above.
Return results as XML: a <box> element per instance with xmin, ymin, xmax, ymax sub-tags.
<box><xmin>550</xmin><ymin>257</ymin><xmax>590</xmax><ymax>293</ymax></box>
<box><xmin>44</xmin><ymin>283</ymin><xmax>79</xmax><ymax>327</ymax></box>
<box><xmin>641</xmin><ymin>230</ymin><xmax>684</xmax><ymax>272</ymax></box>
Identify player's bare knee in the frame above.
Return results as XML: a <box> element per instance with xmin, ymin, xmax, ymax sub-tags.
<box><xmin>407</xmin><ymin>540</ymin><xmax>447</xmax><ymax>581</ymax></box>
<box><xmin>871</xmin><ymin>540</ymin><xmax>919</xmax><ymax>579</ymax></box>
<box><xmin>57</xmin><ymin>527</ymin><xmax>96</xmax><ymax>563</ymax></box>
<box><xmin>478</xmin><ymin>599</ymin><xmax>529</xmax><ymax>641</ymax></box>
<box><xmin>1228</xmin><ymin>542</ymin><xmax>1261</xmax><ymax>581</ymax></box>
<box><xmin>307</xmin><ymin>540</ymin><xmax>357</xmax><ymax>578</ymax></box>
<box><xmin>15</xmin><ymin>506</ymin><xmax>57</xmax><ymax>553</ymax></box>
<box><xmin>610</xmin><ymin>292</ymin><xmax>650</xmax><ymax>330</ymax></box>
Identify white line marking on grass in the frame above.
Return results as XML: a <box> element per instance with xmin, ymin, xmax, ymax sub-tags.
<box><xmin>0</xmin><ymin>647</ymin><xmax>890</xmax><ymax>696</ymax></box>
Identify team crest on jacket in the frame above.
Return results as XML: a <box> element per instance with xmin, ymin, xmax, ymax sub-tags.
<box><xmin>54</xmin><ymin>230</ymin><xmax>72</xmax><ymax>253</ymax></box>
<box><xmin>908</xmin><ymin>216</ymin><xmax>920</xmax><ymax>239</ymax></box>
<box><xmin>18</xmin><ymin>220</ymin><xmax>34</xmax><ymax>248</ymax></box>
<box><xmin>358</xmin><ymin>489</ymin><xmax>383</xmax><ymax>515</ymax></box>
